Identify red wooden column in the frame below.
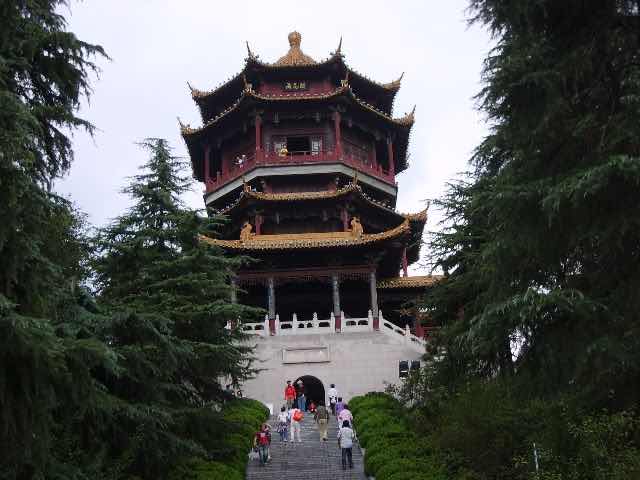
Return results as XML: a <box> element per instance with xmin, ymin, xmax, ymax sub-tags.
<box><xmin>255</xmin><ymin>214</ymin><xmax>263</xmax><ymax>235</ymax></box>
<box><xmin>371</xmin><ymin>140</ymin><xmax>377</xmax><ymax>168</ymax></box>
<box><xmin>414</xmin><ymin>318</ymin><xmax>425</xmax><ymax>338</ymax></box>
<box><xmin>333</xmin><ymin>111</ymin><xmax>342</xmax><ymax>159</ymax></box>
<box><xmin>341</xmin><ymin>208</ymin><xmax>350</xmax><ymax>232</ymax></box>
<box><xmin>370</xmin><ymin>270</ymin><xmax>379</xmax><ymax>330</ymax></box>
<box><xmin>386</xmin><ymin>137</ymin><xmax>395</xmax><ymax>177</ymax></box>
<box><xmin>203</xmin><ymin>145</ymin><xmax>211</xmax><ymax>186</ymax></box>
<box><xmin>255</xmin><ymin>114</ymin><xmax>262</xmax><ymax>161</ymax></box>
<box><xmin>401</xmin><ymin>247</ymin><xmax>409</xmax><ymax>277</ymax></box>
<box><xmin>332</xmin><ymin>274</ymin><xmax>341</xmax><ymax>332</ymax></box>
<box><xmin>267</xmin><ymin>277</ymin><xmax>276</xmax><ymax>335</ymax></box>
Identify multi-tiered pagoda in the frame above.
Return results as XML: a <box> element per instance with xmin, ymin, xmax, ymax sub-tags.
<box><xmin>181</xmin><ymin>32</ymin><xmax>436</xmax><ymax>339</ymax></box>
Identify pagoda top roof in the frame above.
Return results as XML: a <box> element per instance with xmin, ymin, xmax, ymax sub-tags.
<box><xmin>188</xmin><ymin>32</ymin><xmax>404</xmax><ymax>117</ymax></box>
<box><xmin>199</xmin><ymin>218</ymin><xmax>410</xmax><ymax>251</ymax></box>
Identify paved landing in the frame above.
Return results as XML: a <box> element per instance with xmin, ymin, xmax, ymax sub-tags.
<box><xmin>246</xmin><ymin>413</ymin><xmax>367</xmax><ymax>480</ymax></box>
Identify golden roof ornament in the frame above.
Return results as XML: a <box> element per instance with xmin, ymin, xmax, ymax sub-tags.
<box><xmin>383</xmin><ymin>72</ymin><xmax>404</xmax><ymax>90</ymax></box>
<box><xmin>275</xmin><ymin>31</ymin><xmax>317</xmax><ymax>66</ymax></box>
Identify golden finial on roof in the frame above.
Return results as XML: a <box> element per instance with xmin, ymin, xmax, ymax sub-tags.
<box><xmin>275</xmin><ymin>31</ymin><xmax>317</xmax><ymax>66</ymax></box>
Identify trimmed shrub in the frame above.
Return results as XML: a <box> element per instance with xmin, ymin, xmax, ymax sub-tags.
<box><xmin>351</xmin><ymin>392</ymin><xmax>445</xmax><ymax>480</ymax></box>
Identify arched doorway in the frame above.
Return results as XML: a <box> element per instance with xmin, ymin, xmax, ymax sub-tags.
<box><xmin>294</xmin><ymin>375</ymin><xmax>325</xmax><ymax>408</ymax></box>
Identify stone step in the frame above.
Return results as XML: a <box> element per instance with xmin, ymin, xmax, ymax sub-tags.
<box><xmin>246</xmin><ymin>414</ymin><xmax>367</xmax><ymax>480</ymax></box>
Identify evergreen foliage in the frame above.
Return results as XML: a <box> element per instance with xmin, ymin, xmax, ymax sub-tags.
<box><xmin>87</xmin><ymin>138</ymin><xmax>261</xmax><ymax>478</ymax></box>
<box><xmin>404</xmin><ymin>1</ymin><xmax>640</xmax><ymax>478</ymax></box>
<box><xmin>0</xmin><ymin>1</ymin><xmax>109</xmax><ymax>477</ymax></box>
<box><xmin>0</xmin><ymin>4</ymin><xmax>262</xmax><ymax>478</ymax></box>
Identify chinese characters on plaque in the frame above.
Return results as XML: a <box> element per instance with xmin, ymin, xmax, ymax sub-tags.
<box><xmin>284</xmin><ymin>81</ymin><xmax>308</xmax><ymax>91</ymax></box>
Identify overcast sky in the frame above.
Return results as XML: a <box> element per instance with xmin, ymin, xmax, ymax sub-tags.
<box><xmin>56</xmin><ymin>0</ymin><xmax>493</xmax><ymax>273</ymax></box>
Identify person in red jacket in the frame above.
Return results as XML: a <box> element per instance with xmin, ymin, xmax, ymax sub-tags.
<box><xmin>284</xmin><ymin>380</ymin><xmax>296</xmax><ymax>409</ymax></box>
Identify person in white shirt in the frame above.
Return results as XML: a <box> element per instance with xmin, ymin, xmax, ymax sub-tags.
<box><xmin>338</xmin><ymin>420</ymin><xmax>355</xmax><ymax>470</ymax></box>
<box><xmin>327</xmin><ymin>383</ymin><xmax>338</xmax><ymax>415</ymax></box>
<box><xmin>288</xmin><ymin>407</ymin><xmax>303</xmax><ymax>443</ymax></box>
<box><xmin>276</xmin><ymin>406</ymin><xmax>288</xmax><ymax>442</ymax></box>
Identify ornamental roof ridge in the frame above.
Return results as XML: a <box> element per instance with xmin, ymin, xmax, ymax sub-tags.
<box><xmin>188</xmin><ymin>35</ymin><xmax>402</xmax><ymax>103</ymax></box>
<box><xmin>395</xmin><ymin>105</ymin><xmax>416</xmax><ymax>126</ymax></box>
<box><xmin>347</xmin><ymin>64</ymin><xmax>403</xmax><ymax>91</ymax></box>
<box><xmin>377</xmin><ymin>275</ymin><xmax>444</xmax><ymax>289</ymax></box>
<box><xmin>381</xmin><ymin>72</ymin><xmax>404</xmax><ymax>90</ymax></box>
<box><xmin>346</xmin><ymin>88</ymin><xmax>415</xmax><ymax>126</ymax></box>
<box><xmin>182</xmin><ymin>85</ymin><xmax>413</xmax><ymax>138</ymax></box>
<box><xmin>248</xmin><ymin>84</ymin><xmax>349</xmax><ymax>101</ymax></box>
<box><xmin>401</xmin><ymin>201</ymin><xmax>430</xmax><ymax>222</ymax></box>
<box><xmin>246</xmin><ymin>183</ymin><xmax>358</xmax><ymax>201</ymax></box>
<box><xmin>180</xmin><ymin>91</ymin><xmax>247</xmax><ymax>135</ymax></box>
<box><xmin>198</xmin><ymin>218</ymin><xmax>410</xmax><ymax>251</ymax></box>
<box><xmin>274</xmin><ymin>31</ymin><xmax>317</xmax><ymax>66</ymax></box>
<box><xmin>189</xmin><ymin>71</ymin><xmax>244</xmax><ymax>99</ymax></box>
<box><xmin>213</xmin><ymin>182</ymin><xmax>363</xmax><ymax>215</ymax></box>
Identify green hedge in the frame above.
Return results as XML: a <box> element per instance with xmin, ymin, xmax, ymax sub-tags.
<box><xmin>350</xmin><ymin>393</ymin><xmax>445</xmax><ymax>480</ymax></box>
<box><xmin>168</xmin><ymin>398</ymin><xmax>269</xmax><ymax>480</ymax></box>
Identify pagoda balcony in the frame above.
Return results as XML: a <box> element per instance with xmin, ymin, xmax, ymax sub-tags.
<box><xmin>232</xmin><ymin>310</ymin><xmax>426</xmax><ymax>353</ymax></box>
<box><xmin>204</xmin><ymin>148</ymin><xmax>396</xmax><ymax>193</ymax></box>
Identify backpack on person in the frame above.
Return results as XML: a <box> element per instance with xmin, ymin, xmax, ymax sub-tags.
<box><xmin>293</xmin><ymin>409</ymin><xmax>304</xmax><ymax>422</ymax></box>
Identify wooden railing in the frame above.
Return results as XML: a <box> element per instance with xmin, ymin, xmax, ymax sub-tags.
<box><xmin>204</xmin><ymin>148</ymin><xmax>396</xmax><ymax>193</ymax></box>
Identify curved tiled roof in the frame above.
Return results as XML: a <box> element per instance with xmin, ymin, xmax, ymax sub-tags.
<box><xmin>377</xmin><ymin>275</ymin><xmax>443</xmax><ymax>289</ymax></box>
<box><xmin>187</xmin><ymin>34</ymin><xmax>402</xmax><ymax>106</ymax></box>
<box><xmin>180</xmin><ymin>85</ymin><xmax>413</xmax><ymax>138</ymax></box>
<box><xmin>199</xmin><ymin>219</ymin><xmax>410</xmax><ymax>251</ymax></box>
<box><xmin>402</xmin><ymin>204</ymin><xmax>429</xmax><ymax>223</ymax></box>
<box><xmin>213</xmin><ymin>182</ymin><xmax>429</xmax><ymax>225</ymax></box>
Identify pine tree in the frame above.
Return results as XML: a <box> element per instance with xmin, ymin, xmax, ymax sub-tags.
<box><xmin>427</xmin><ymin>0</ymin><xmax>640</xmax><ymax>407</ymax></box>
<box><xmin>0</xmin><ymin>2</ymin><xmax>111</xmax><ymax>477</ymax></box>
<box><xmin>92</xmin><ymin>139</ymin><xmax>261</xmax><ymax>477</ymax></box>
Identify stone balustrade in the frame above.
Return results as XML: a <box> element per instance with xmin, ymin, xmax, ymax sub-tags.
<box><xmin>235</xmin><ymin>309</ymin><xmax>426</xmax><ymax>350</ymax></box>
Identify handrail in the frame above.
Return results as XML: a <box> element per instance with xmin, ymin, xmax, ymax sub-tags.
<box><xmin>205</xmin><ymin>148</ymin><xmax>396</xmax><ymax>193</ymax></box>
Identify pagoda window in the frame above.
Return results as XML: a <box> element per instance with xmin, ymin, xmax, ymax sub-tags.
<box><xmin>286</xmin><ymin>136</ymin><xmax>311</xmax><ymax>153</ymax></box>
<box><xmin>343</xmin><ymin>138</ymin><xmax>370</xmax><ymax>164</ymax></box>
<box><xmin>310</xmin><ymin>137</ymin><xmax>322</xmax><ymax>155</ymax></box>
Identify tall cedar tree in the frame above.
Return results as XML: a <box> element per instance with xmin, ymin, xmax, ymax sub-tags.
<box><xmin>92</xmin><ymin>139</ymin><xmax>261</xmax><ymax>477</ymax></box>
<box><xmin>0</xmin><ymin>2</ymin><xmax>116</xmax><ymax>478</ymax></box>
<box><xmin>426</xmin><ymin>0</ymin><xmax>640</xmax><ymax>407</ymax></box>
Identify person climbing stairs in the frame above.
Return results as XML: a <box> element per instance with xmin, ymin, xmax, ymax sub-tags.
<box><xmin>246</xmin><ymin>410</ymin><xmax>367</xmax><ymax>479</ymax></box>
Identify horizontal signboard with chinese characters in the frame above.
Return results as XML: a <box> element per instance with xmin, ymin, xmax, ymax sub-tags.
<box><xmin>284</xmin><ymin>81</ymin><xmax>308</xmax><ymax>91</ymax></box>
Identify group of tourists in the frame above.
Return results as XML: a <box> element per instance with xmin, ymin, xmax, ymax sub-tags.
<box><xmin>252</xmin><ymin>379</ymin><xmax>357</xmax><ymax>470</ymax></box>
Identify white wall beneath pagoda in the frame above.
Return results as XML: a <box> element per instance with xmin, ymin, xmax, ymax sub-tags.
<box><xmin>237</xmin><ymin>331</ymin><xmax>423</xmax><ymax>413</ymax></box>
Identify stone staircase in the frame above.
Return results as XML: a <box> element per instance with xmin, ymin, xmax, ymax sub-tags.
<box><xmin>246</xmin><ymin>413</ymin><xmax>367</xmax><ymax>480</ymax></box>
